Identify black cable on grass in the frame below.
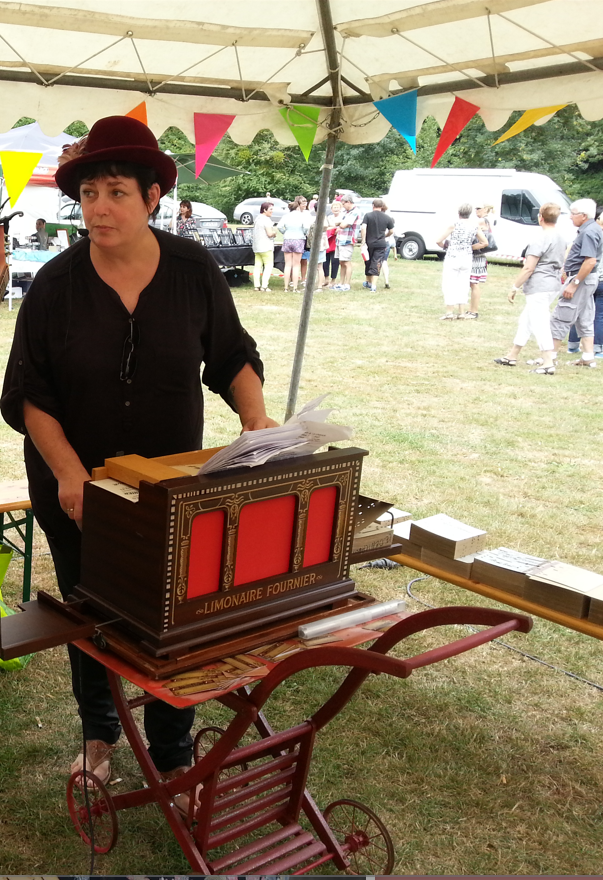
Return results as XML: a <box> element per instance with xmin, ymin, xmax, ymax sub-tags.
<box><xmin>359</xmin><ymin>562</ymin><xmax>603</xmax><ymax>693</ymax></box>
<box><xmin>404</xmin><ymin>575</ymin><xmax>603</xmax><ymax>693</ymax></box>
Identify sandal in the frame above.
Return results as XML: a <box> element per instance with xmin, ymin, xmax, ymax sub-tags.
<box><xmin>439</xmin><ymin>314</ymin><xmax>457</xmax><ymax>320</ymax></box>
<box><xmin>253</xmin><ymin>287</ymin><xmax>260</xmax><ymax>291</ymax></box>
<box><xmin>160</xmin><ymin>765</ymin><xmax>202</xmax><ymax>819</ymax></box>
<box><xmin>71</xmin><ymin>740</ymin><xmax>116</xmax><ymax>786</ymax></box>
<box><xmin>530</xmin><ymin>366</ymin><xmax>555</xmax><ymax>374</ymax></box>
<box><xmin>493</xmin><ymin>357</ymin><xmax>516</xmax><ymax>366</ymax></box>
<box><xmin>260</xmin><ymin>287</ymin><xmax>271</xmax><ymax>292</ymax></box>
<box><xmin>569</xmin><ymin>357</ymin><xmax>597</xmax><ymax>368</ymax></box>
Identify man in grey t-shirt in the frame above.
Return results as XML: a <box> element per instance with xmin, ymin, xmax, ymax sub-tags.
<box><xmin>550</xmin><ymin>197</ymin><xmax>603</xmax><ymax>367</ymax></box>
<box><xmin>494</xmin><ymin>202</ymin><xmax>566</xmax><ymax>374</ymax></box>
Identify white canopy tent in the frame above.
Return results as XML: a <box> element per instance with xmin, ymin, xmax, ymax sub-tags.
<box><xmin>1</xmin><ymin>0</ymin><xmax>601</xmax><ymax>414</ymax></box>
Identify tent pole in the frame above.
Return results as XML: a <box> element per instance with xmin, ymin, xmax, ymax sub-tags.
<box><xmin>171</xmin><ymin>179</ymin><xmax>178</xmax><ymax>234</ymax></box>
<box><xmin>284</xmin><ymin>135</ymin><xmax>337</xmax><ymax>421</ymax></box>
<box><xmin>285</xmin><ymin>0</ymin><xmax>342</xmax><ymax>421</ymax></box>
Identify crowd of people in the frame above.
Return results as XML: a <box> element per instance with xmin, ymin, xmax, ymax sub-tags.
<box><xmin>179</xmin><ymin>188</ymin><xmax>603</xmax><ymax>375</ymax></box>
<box><xmin>250</xmin><ymin>193</ymin><xmax>397</xmax><ymax>293</ymax></box>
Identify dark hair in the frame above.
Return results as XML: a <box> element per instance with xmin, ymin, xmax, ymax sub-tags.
<box><xmin>289</xmin><ymin>195</ymin><xmax>307</xmax><ymax>211</ymax></box>
<box><xmin>73</xmin><ymin>160</ymin><xmax>162</xmax><ymax>219</ymax></box>
<box><xmin>179</xmin><ymin>199</ymin><xmax>193</xmax><ymax>218</ymax></box>
<box><xmin>260</xmin><ymin>201</ymin><xmax>274</xmax><ymax>214</ymax></box>
<box><xmin>596</xmin><ymin>205</ymin><xmax>603</xmax><ymax>221</ymax></box>
<box><xmin>36</xmin><ymin>218</ymin><xmax>46</xmax><ymax>225</ymax></box>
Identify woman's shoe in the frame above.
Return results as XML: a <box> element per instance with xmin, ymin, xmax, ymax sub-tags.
<box><xmin>569</xmin><ymin>357</ymin><xmax>597</xmax><ymax>367</ymax></box>
<box><xmin>530</xmin><ymin>365</ymin><xmax>555</xmax><ymax>374</ymax></box>
<box><xmin>260</xmin><ymin>287</ymin><xmax>271</xmax><ymax>292</ymax></box>
<box><xmin>440</xmin><ymin>313</ymin><xmax>457</xmax><ymax>320</ymax></box>
<box><xmin>71</xmin><ymin>740</ymin><xmax>116</xmax><ymax>786</ymax></box>
<box><xmin>160</xmin><ymin>765</ymin><xmax>202</xmax><ymax>819</ymax></box>
<box><xmin>493</xmin><ymin>356</ymin><xmax>516</xmax><ymax>366</ymax></box>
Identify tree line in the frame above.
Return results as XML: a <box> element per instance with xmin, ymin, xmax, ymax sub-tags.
<box><xmin>160</xmin><ymin>105</ymin><xmax>603</xmax><ymax>219</ymax></box>
<box><xmin>16</xmin><ymin>105</ymin><xmax>603</xmax><ymax>219</ymax></box>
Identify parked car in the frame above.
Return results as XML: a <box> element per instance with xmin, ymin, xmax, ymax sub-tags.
<box><xmin>152</xmin><ymin>198</ymin><xmax>227</xmax><ymax>232</ymax></box>
<box><xmin>233</xmin><ymin>197</ymin><xmax>289</xmax><ymax>225</ymax></box>
<box><xmin>58</xmin><ymin>200</ymin><xmax>83</xmax><ymax>226</ymax></box>
<box><xmin>58</xmin><ymin>197</ymin><xmax>228</xmax><ymax>233</ymax></box>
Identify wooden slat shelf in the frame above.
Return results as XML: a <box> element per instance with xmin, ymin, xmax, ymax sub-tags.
<box><xmin>388</xmin><ymin>552</ymin><xmax>603</xmax><ymax>642</ymax></box>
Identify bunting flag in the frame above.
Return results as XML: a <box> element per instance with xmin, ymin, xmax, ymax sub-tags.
<box><xmin>431</xmin><ymin>97</ymin><xmax>480</xmax><ymax>167</ymax></box>
<box><xmin>278</xmin><ymin>105</ymin><xmax>320</xmax><ymax>161</ymax></box>
<box><xmin>373</xmin><ymin>90</ymin><xmax>418</xmax><ymax>153</ymax></box>
<box><xmin>493</xmin><ymin>104</ymin><xmax>567</xmax><ymax>145</ymax></box>
<box><xmin>193</xmin><ymin>113</ymin><xmax>235</xmax><ymax>178</ymax></box>
<box><xmin>126</xmin><ymin>101</ymin><xmax>148</xmax><ymax>125</ymax></box>
<box><xmin>0</xmin><ymin>151</ymin><xmax>43</xmax><ymax>206</ymax></box>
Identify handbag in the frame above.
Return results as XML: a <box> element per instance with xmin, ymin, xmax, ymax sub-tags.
<box><xmin>479</xmin><ymin>231</ymin><xmax>498</xmax><ymax>254</ymax></box>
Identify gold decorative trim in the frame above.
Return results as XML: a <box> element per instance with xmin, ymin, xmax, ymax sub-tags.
<box><xmin>167</xmin><ymin>458</ymin><xmax>363</xmax><ymax>625</ymax></box>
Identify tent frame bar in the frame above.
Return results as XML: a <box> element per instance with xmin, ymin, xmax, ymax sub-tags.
<box><xmin>0</xmin><ymin>55</ymin><xmax>600</xmax><ymax>105</ymax></box>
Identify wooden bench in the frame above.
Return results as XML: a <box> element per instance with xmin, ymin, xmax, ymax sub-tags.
<box><xmin>0</xmin><ymin>480</ymin><xmax>34</xmax><ymax>602</ymax></box>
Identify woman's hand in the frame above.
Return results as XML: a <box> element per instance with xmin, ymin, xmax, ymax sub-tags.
<box><xmin>508</xmin><ymin>287</ymin><xmax>517</xmax><ymax>304</ymax></box>
<box><xmin>57</xmin><ymin>463</ymin><xmax>92</xmax><ymax>530</ymax></box>
<box><xmin>241</xmin><ymin>416</ymin><xmax>279</xmax><ymax>432</ymax></box>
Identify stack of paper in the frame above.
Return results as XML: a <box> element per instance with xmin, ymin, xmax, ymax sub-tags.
<box><xmin>392</xmin><ymin>521</ymin><xmax>423</xmax><ymax>559</ymax></box>
<box><xmin>471</xmin><ymin>547</ymin><xmax>547</xmax><ymax>597</ymax></box>
<box><xmin>421</xmin><ymin>548</ymin><xmax>475</xmax><ymax>579</ymax></box>
<box><xmin>409</xmin><ymin>514</ymin><xmax>487</xmax><ymax>559</ymax></box>
<box><xmin>199</xmin><ymin>395</ymin><xmax>353</xmax><ymax>475</ymax></box>
<box><xmin>524</xmin><ymin>561</ymin><xmax>603</xmax><ymax>618</ymax></box>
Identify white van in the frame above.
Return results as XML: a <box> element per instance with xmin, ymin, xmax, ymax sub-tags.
<box><xmin>386</xmin><ymin>168</ymin><xmax>574</xmax><ymax>261</ymax></box>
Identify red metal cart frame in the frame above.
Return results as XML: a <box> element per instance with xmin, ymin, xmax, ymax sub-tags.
<box><xmin>67</xmin><ymin>606</ymin><xmax>532</xmax><ymax>874</ymax></box>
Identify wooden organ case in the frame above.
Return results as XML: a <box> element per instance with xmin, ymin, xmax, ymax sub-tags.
<box><xmin>74</xmin><ymin>446</ymin><xmax>369</xmax><ymax>661</ymax></box>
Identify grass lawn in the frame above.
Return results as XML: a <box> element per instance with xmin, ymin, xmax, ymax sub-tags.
<box><xmin>1</xmin><ymin>251</ymin><xmax>603</xmax><ymax>875</ymax></box>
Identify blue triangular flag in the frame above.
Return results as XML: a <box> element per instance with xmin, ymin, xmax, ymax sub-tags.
<box><xmin>374</xmin><ymin>90</ymin><xmax>418</xmax><ymax>153</ymax></box>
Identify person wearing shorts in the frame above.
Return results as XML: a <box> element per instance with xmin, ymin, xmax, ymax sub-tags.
<box><xmin>333</xmin><ymin>197</ymin><xmax>361</xmax><ymax>291</ymax></box>
<box><xmin>550</xmin><ymin>198</ymin><xmax>603</xmax><ymax>367</ymax></box>
<box><xmin>466</xmin><ymin>204</ymin><xmax>493</xmax><ymax>318</ymax></box>
<box><xmin>360</xmin><ymin>198</ymin><xmax>394</xmax><ymax>292</ymax></box>
<box><xmin>278</xmin><ymin>196</ymin><xmax>311</xmax><ymax>292</ymax></box>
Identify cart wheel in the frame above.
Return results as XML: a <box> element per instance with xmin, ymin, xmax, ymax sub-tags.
<box><xmin>323</xmin><ymin>797</ymin><xmax>394</xmax><ymax>875</ymax></box>
<box><xmin>193</xmin><ymin>726</ymin><xmax>248</xmax><ymax>778</ymax></box>
<box><xmin>66</xmin><ymin>770</ymin><xmax>118</xmax><ymax>853</ymax></box>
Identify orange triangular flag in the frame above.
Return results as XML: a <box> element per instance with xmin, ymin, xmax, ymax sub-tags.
<box><xmin>0</xmin><ymin>151</ymin><xmax>43</xmax><ymax>206</ymax></box>
<box><xmin>126</xmin><ymin>102</ymin><xmax>148</xmax><ymax>125</ymax></box>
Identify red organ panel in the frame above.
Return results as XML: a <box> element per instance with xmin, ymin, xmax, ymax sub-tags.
<box><xmin>303</xmin><ymin>485</ymin><xmax>337</xmax><ymax>568</ymax></box>
<box><xmin>234</xmin><ymin>495</ymin><xmax>296</xmax><ymax>586</ymax></box>
<box><xmin>187</xmin><ymin>509</ymin><xmax>225</xmax><ymax>599</ymax></box>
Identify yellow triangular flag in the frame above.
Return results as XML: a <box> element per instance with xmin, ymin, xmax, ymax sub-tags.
<box><xmin>493</xmin><ymin>105</ymin><xmax>567</xmax><ymax>145</ymax></box>
<box><xmin>0</xmin><ymin>151</ymin><xmax>43</xmax><ymax>206</ymax></box>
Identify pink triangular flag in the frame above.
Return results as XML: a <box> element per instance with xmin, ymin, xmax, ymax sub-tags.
<box><xmin>194</xmin><ymin>113</ymin><xmax>235</xmax><ymax>178</ymax></box>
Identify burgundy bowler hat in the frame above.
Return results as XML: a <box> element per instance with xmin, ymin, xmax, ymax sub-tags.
<box><xmin>55</xmin><ymin>115</ymin><xmax>177</xmax><ymax>201</ymax></box>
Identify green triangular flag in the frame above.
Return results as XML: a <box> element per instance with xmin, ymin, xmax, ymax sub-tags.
<box><xmin>279</xmin><ymin>105</ymin><xmax>320</xmax><ymax>161</ymax></box>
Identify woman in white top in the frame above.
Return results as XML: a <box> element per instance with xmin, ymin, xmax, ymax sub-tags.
<box><xmin>252</xmin><ymin>201</ymin><xmax>276</xmax><ymax>291</ymax></box>
<box><xmin>278</xmin><ymin>196</ymin><xmax>312</xmax><ymax>292</ymax></box>
<box><xmin>437</xmin><ymin>203</ymin><xmax>487</xmax><ymax>319</ymax></box>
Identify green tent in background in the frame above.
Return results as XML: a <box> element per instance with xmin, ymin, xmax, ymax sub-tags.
<box><xmin>171</xmin><ymin>153</ymin><xmax>248</xmax><ymax>186</ymax></box>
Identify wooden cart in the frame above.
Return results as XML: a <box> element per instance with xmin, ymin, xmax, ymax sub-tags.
<box><xmin>66</xmin><ymin>606</ymin><xmax>532</xmax><ymax>874</ymax></box>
